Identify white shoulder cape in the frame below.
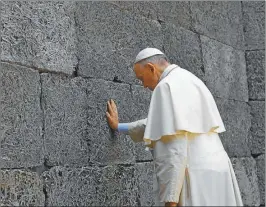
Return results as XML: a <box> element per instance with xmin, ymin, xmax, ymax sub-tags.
<box><xmin>143</xmin><ymin>64</ymin><xmax>226</xmax><ymax>144</ymax></box>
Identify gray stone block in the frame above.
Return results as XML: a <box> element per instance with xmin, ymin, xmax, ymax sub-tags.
<box><xmin>231</xmin><ymin>157</ymin><xmax>260</xmax><ymax>206</ymax></box>
<box><xmin>111</xmin><ymin>1</ymin><xmax>192</xmax><ymax>30</ymax></box>
<box><xmin>86</xmin><ymin>79</ymin><xmax>135</xmax><ymax>165</ymax></box>
<box><xmin>131</xmin><ymin>85</ymin><xmax>151</xmax><ymax>121</ymax></box>
<box><xmin>216</xmin><ymin>98</ymin><xmax>251</xmax><ymax>157</ymax></box>
<box><xmin>41</xmin><ymin>73</ymin><xmax>91</xmax><ymax>167</ymax></box>
<box><xmin>201</xmin><ymin>36</ymin><xmax>248</xmax><ymax>101</ymax></box>
<box><xmin>1</xmin><ymin>1</ymin><xmax>77</xmax><ymax>74</ymax></box>
<box><xmin>246</xmin><ymin>50</ymin><xmax>265</xmax><ymax>100</ymax></box>
<box><xmin>76</xmin><ymin>1</ymin><xmax>163</xmax><ymax>85</ymax></box>
<box><xmin>98</xmin><ymin>165</ymin><xmax>138</xmax><ymax>206</ymax></box>
<box><xmin>242</xmin><ymin>2</ymin><xmax>265</xmax><ymax>50</ymax></box>
<box><xmin>255</xmin><ymin>154</ymin><xmax>265</xmax><ymax>205</ymax></box>
<box><xmin>190</xmin><ymin>1</ymin><xmax>244</xmax><ymax>49</ymax></box>
<box><xmin>43</xmin><ymin>166</ymin><xmax>100</xmax><ymax>206</ymax></box>
<box><xmin>243</xmin><ymin>1</ymin><xmax>265</xmax><ymax>13</ymax></box>
<box><xmin>135</xmin><ymin>142</ymin><xmax>153</xmax><ymax>161</ymax></box>
<box><xmin>110</xmin><ymin>1</ymin><xmax>161</xmax><ymax>20</ymax></box>
<box><xmin>0</xmin><ymin>169</ymin><xmax>45</xmax><ymax>206</ymax></box>
<box><xmin>131</xmin><ymin>85</ymin><xmax>153</xmax><ymax>161</ymax></box>
<box><xmin>162</xmin><ymin>23</ymin><xmax>204</xmax><ymax>80</ymax></box>
<box><xmin>159</xmin><ymin>2</ymin><xmax>192</xmax><ymax>30</ymax></box>
<box><xmin>135</xmin><ymin>162</ymin><xmax>155</xmax><ymax>206</ymax></box>
<box><xmin>0</xmin><ymin>62</ymin><xmax>43</xmax><ymax>168</ymax></box>
<box><xmin>43</xmin><ymin>165</ymin><xmax>138</xmax><ymax>206</ymax></box>
<box><xmin>248</xmin><ymin>101</ymin><xmax>265</xmax><ymax>155</ymax></box>
<box><xmin>42</xmin><ymin>74</ymin><xmax>136</xmax><ymax>166</ymax></box>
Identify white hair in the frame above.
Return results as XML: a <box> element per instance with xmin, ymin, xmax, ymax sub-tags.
<box><xmin>138</xmin><ymin>54</ymin><xmax>169</xmax><ymax>66</ymax></box>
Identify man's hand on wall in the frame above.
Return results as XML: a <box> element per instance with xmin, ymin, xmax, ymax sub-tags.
<box><xmin>106</xmin><ymin>99</ymin><xmax>119</xmax><ymax>130</ymax></box>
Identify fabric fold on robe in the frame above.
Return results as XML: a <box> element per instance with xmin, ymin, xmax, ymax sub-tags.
<box><xmin>143</xmin><ymin>64</ymin><xmax>226</xmax><ymax>146</ymax></box>
<box><xmin>127</xmin><ymin>121</ymin><xmax>243</xmax><ymax>206</ymax></box>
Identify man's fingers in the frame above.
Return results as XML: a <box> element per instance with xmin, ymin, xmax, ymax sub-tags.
<box><xmin>107</xmin><ymin>100</ymin><xmax>118</xmax><ymax>119</ymax></box>
<box><xmin>107</xmin><ymin>101</ymin><xmax>111</xmax><ymax>110</ymax></box>
<box><xmin>110</xmin><ymin>99</ymin><xmax>118</xmax><ymax>113</ymax></box>
<box><xmin>110</xmin><ymin>99</ymin><xmax>115</xmax><ymax>109</ymax></box>
<box><xmin>107</xmin><ymin>101</ymin><xmax>114</xmax><ymax>115</ymax></box>
<box><xmin>111</xmin><ymin>99</ymin><xmax>115</xmax><ymax>106</ymax></box>
<box><xmin>108</xmin><ymin>100</ymin><xmax>116</xmax><ymax>115</ymax></box>
<box><xmin>106</xmin><ymin>112</ymin><xmax>111</xmax><ymax>120</ymax></box>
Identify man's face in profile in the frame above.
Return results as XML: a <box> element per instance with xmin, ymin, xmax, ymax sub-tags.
<box><xmin>133</xmin><ymin>63</ymin><xmax>160</xmax><ymax>91</ymax></box>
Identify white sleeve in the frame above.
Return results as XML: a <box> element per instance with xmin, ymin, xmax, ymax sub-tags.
<box><xmin>127</xmin><ymin>118</ymin><xmax>147</xmax><ymax>143</ymax></box>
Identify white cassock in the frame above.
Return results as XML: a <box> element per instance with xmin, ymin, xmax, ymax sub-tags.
<box><xmin>126</xmin><ymin>64</ymin><xmax>243</xmax><ymax>206</ymax></box>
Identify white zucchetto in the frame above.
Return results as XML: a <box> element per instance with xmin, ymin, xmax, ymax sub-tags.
<box><xmin>134</xmin><ymin>48</ymin><xmax>164</xmax><ymax>64</ymax></box>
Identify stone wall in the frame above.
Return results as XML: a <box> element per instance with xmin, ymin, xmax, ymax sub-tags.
<box><xmin>0</xmin><ymin>1</ymin><xmax>265</xmax><ymax>206</ymax></box>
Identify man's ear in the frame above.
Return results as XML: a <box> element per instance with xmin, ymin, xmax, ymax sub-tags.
<box><xmin>147</xmin><ymin>63</ymin><xmax>155</xmax><ymax>73</ymax></box>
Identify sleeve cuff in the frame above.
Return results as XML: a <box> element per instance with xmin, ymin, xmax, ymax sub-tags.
<box><xmin>118</xmin><ymin>123</ymin><xmax>129</xmax><ymax>132</ymax></box>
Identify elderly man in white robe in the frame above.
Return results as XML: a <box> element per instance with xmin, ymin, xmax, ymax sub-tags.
<box><xmin>106</xmin><ymin>48</ymin><xmax>243</xmax><ymax>207</ymax></box>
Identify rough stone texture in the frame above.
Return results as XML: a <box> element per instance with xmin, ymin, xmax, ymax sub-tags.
<box><xmin>242</xmin><ymin>1</ymin><xmax>265</xmax><ymax>50</ymax></box>
<box><xmin>156</xmin><ymin>2</ymin><xmax>192</xmax><ymax>30</ymax></box>
<box><xmin>1</xmin><ymin>1</ymin><xmax>77</xmax><ymax>74</ymax></box>
<box><xmin>246</xmin><ymin>50</ymin><xmax>265</xmax><ymax>100</ymax></box>
<box><xmin>190</xmin><ymin>1</ymin><xmax>245</xmax><ymax>49</ymax></box>
<box><xmin>42</xmin><ymin>74</ymin><xmax>136</xmax><ymax>167</ymax></box>
<box><xmin>162</xmin><ymin>23</ymin><xmax>204</xmax><ymax>80</ymax></box>
<box><xmin>255</xmin><ymin>154</ymin><xmax>265</xmax><ymax>205</ymax></box>
<box><xmin>231</xmin><ymin>157</ymin><xmax>260</xmax><ymax>206</ymax></box>
<box><xmin>135</xmin><ymin>162</ymin><xmax>155</xmax><ymax>206</ymax></box>
<box><xmin>86</xmin><ymin>79</ymin><xmax>135</xmax><ymax>165</ymax></box>
<box><xmin>110</xmin><ymin>1</ymin><xmax>161</xmax><ymax>21</ymax></box>
<box><xmin>0</xmin><ymin>62</ymin><xmax>43</xmax><ymax>168</ymax></box>
<box><xmin>43</xmin><ymin>165</ymin><xmax>138</xmax><ymax>206</ymax></box>
<box><xmin>201</xmin><ymin>36</ymin><xmax>249</xmax><ymax>102</ymax></box>
<box><xmin>0</xmin><ymin>169</ymin><xmax>45</xmax><ymax>206</ymax></box>
<box><xmin>216</xmin><ymin>98</ymin><xmax>251</xmax><ymax>157</ymax></box>
<box><xmin>76</xmin><ymin>1</ymin><xmax>163</xmax><ymax>85</ymax></box>
<box><xmin>131</xmin><ymin>85</ymin><xmax>153</xmax><ymax>161</ymax></box>
<box><xmin>134</xmin><ymin>142</ymin><xmax>153</xmax><ymax>162</ymax></box>
<box><xmin>110</xmin><ymin>1</ymin><xmax>192</xmax><ymax>30</ymax></box>
<box><xmin>41</xmin><ymin>73</ymin><xmax>90</xmax><ymax>167</ymax></box>
<box><xmin>97</xmin><ymin>165</ymin><xmax>137</xmax><ymax>206</ymax></box>
<box><xmin>0</xmin><ymin>1</ymin><xmax>264</xmax><ymax>206</ymax></box>
<box><xmin>131</xmin><ymin>85</ymin><xmax>151</xmax><ymax>121</ymax></box>
<box><xmin>248</xmin><ymin>101</ymin><xmax>265</xmax><ymax>155</ymax></box>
